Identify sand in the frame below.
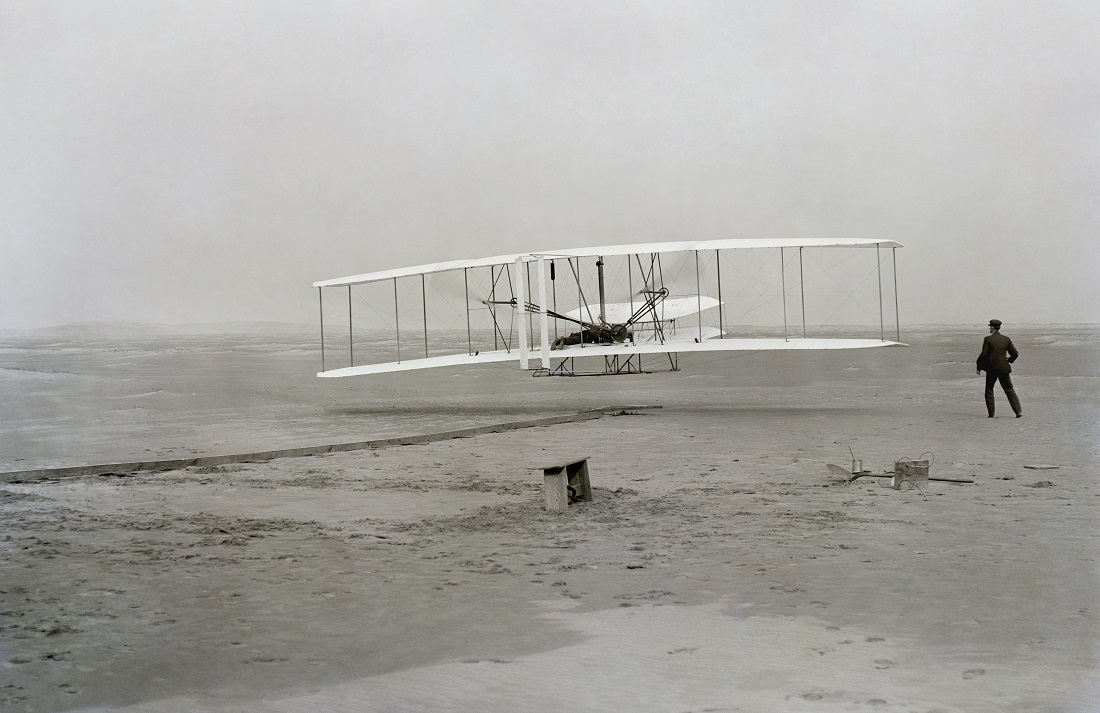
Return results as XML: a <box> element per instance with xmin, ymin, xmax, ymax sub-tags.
<box><xmin>1</xmin><ymin>325</ymin><xmax>1098</xmax><ymax>712</ymax></box>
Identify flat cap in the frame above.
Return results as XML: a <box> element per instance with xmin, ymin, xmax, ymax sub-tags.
<box><xmin>989</xmin><ymin>319</ymin><xmax>1002</xmax><ymax>328</ymax></box>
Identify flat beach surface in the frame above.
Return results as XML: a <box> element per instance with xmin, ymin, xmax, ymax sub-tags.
<box><xmin>1</xmin><ymin>325</ymin><xmax>1098</xmax><ymax>712</ymax></box>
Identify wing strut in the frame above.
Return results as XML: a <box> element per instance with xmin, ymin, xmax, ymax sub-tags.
<box><xmin>716</xmin><ymin>249</ymin><xmax>724</xmax><ymax>339</ymax></box>
<box><xmin>393</xmin><ymin>278</ymin><xmax>401</xmax><ymax>363</ymax></box>
<box><xmin>877</xmin><ymin>243</ymin><xmax>884</xmax><ymax>342</ymax></box>
<box><xmin>421</xmin><ymin>274</ymin><xmax>429</xmax><ymax>357</ymax></box>
<box><xmin>515</xmin><ymin>256</ymin><xmax>528</xmax><ymax>369</ymax></box>
<box><xmin>318</xmin><ymin>287</ymin><xmax>325</xmax><ymax>372</ymax></box>
<box><xmin>551</xmin><ymin>260</ymin><xmax>559</xmax><ymax>341</ymax></box>
<box><xmin>536</xmin><ymin>255</ymin><xmax>550</xmax><ymax>367</ymax></box>
<box><xmin>695</xmin><ymin>251</ymin><xmax>703</xmax><ymax>341</ymax></box>
<box><xmin>781</xmin><ymin>247</ymin><xmax>788</xmax><ymax>342</ymax></box>
<box><xmin>799</xmin><ymin>248</ymin><xmax>807</xmax><ymax>338</ymax></box>
<box><xmin>597</xmin><ymin>255</ymin><xmax>606</xmax><ymax>324</ymax></box>
<box><xmin>893</xmin><ymin>248</ymin><xmax>901</xmax><ymax>342</ymax></box>
<box><xmin>464</xmin><ymin>268</ymin><xmax>472</xmax><ymax>355</ymax></box>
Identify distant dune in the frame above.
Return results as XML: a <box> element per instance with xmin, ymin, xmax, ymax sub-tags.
<box><xmin>1</xmin><ymin>321</ymin><xmax>318</xmax><ymax>338</ymax></box>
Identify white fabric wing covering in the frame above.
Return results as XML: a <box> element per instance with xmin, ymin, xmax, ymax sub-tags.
<box><xmin>313</xmin><ymin>238</ymin><xmax>902</xmax><ymax>288</ymax></box>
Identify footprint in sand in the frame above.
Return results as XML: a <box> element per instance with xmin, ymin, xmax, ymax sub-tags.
<box><xmin>962</xmin><ymin>668</ymin><xmax>986</xmax><ymax>679</ymax></box>
<box><xmin>614</xmin><ymin>589</ymin><xmax>675</xmax><ymax>601</ymax></box>
<box><xmin>873</xmin><ymin>659</ymin><xmax>895</xmax><ymax>669</ymax></box>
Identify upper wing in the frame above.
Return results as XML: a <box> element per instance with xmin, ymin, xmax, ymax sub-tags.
<box><xmin>313</xmin><ymin>238</ymin><xmax>903</xmax><ymax>288</ymax></box>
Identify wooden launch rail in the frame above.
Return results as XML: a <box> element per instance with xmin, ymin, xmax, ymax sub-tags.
<box><xmin>0</xmin><ymin>408</ymin><xmax>659</xmax><ymax>484</ymax></box>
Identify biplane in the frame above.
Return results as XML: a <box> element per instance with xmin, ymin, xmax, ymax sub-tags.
<box><xmin>313</xmin><ymin>238</ymin><xmax>905</xmax><ymax>378</ymax></box>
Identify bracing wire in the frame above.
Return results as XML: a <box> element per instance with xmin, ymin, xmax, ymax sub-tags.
<box><xmin>803</xmin><ymin>255</ymin><xmax>882</xmax><ymax>336</ymax></box>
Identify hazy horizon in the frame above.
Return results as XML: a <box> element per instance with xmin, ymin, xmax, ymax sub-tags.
<box><xmin>3</xmin><ymin>1</ymin><xmax>1097</xmax><ymax>330</ymax></box>
<box><xmin>3</xmin><ymin>318</ymin><xmax>1096</xmax><ymax>337</ymax></box>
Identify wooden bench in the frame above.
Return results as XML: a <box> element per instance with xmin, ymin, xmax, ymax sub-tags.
<box><xmin>541</xmin><ymin>457</ymin><xmax>592</xmax><ymax>512</ymax></box>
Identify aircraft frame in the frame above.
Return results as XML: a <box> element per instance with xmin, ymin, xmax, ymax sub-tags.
<box><xmin>312</xmin><ymin>238</ymin><xmax>905</xmax><ymax>378</ymax></box>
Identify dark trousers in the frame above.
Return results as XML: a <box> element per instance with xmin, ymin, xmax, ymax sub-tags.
<box><xmin>985</xmin><ymin>372</ymin><xmax>1022</xmax><ymax>417</ymax></box>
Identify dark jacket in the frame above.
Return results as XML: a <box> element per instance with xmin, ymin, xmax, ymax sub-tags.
<box><xmin>977</xmin><ymin>332</ymin><xmax>1019</xmax><ymax>374</ymax></box>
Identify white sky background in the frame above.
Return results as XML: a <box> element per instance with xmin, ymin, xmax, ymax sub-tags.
<box><xmin>1</xmin><ymin>0</ymin><xmax>1097</xmax><ymax>330</ymax></box>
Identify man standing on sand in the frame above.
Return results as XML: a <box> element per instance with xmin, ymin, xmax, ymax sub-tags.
<box><xmin>976</xmin><ymin>319</ymin><xmax>1022</xmax><ymax>418</ymax></box>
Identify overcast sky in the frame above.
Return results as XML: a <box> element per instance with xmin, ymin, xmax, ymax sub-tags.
<box><xmin>1</xmin><ymin>0</ymin><xmax>1097</xmax><ymax>329</ymax></box>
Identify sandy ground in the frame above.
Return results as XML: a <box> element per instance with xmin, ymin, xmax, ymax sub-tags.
<box><xmin>1</xmin><ymin>326</ymin><xmax>1098</xmax><ymax>712</ymax></box>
